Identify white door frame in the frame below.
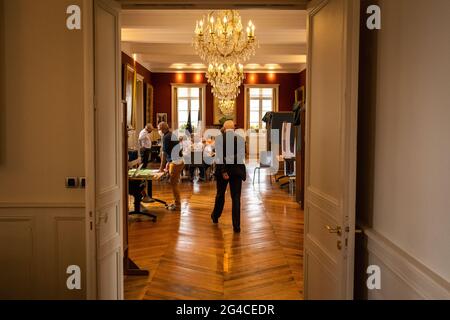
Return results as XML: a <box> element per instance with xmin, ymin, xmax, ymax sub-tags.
<box><xmin>83</xmin><ymin>0</ymin><xmax>360</xmax><ymax>300</ymax></box>
<box><xmin>83</xmin><ymin>0</ymin><xmax>124</xmax><ymax>300</ymax></box>
<box><xmin>82</xmin><ymin>0</ymin><xmax>97</xmax><ymax>300</ymax></box>
<box><xmin>303</xmin><ymin>0</ymin><xmax>360</xmax><ymax>299</ymax></box>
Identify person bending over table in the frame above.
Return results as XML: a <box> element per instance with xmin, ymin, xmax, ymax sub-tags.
<box><xmin>158</xmin><ymin>122</ymin><xmax>184</xmax><ymax>212</ymax></box>
<box><xmin>138</xmin><ymin>123</ymin><xmax>158</xmax><ymax>169</ymax></box>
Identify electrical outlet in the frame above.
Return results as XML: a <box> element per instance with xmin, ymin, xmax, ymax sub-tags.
<box><xmin>65</xmin><ymin>177</ymin><xmax>79</xmax><ymax>189</ymax></box>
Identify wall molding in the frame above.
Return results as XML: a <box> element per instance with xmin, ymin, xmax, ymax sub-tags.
<box><xmin>0</xmin><ymin>202</ymin><xmax>85</xmax><ymax>208</ymax></box>
<box><xmin>364</xmin><ymin>227</ymin><xmax>450</xmax><ymax>300</ymax></box>
<box><xmin>0</xmin><ymin>205</ymin><xmax>86</xmax><ymax>299</ymax></box>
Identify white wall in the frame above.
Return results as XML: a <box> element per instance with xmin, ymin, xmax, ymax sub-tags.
<box><xmin>0</xmin><ymin>0</ymin><xmax>86</xmax><ymax>299</ymax></box>
<box><xmin>0</xmin><ymin>0</ymin><xmax>86</xmax><ymax>203</ymax></box>
<box><xmin>358</xmin><ymin>0</ymin><xmax>450</xmax><ymax>299</ymax></box>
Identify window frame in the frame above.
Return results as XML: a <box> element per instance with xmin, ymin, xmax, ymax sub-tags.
<box><xmin>244</xmin><ymin>84</ymin><xmax>279</xmax><ymax>131</ymax></box>
<box><xmin>171</xmin><ymin>83</ymin><xmax>207</xmax><ymax>131</ymax></box>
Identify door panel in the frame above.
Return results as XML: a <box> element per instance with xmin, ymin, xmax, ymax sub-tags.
<box><xmin>304</xmin><ymin>0</ymin><xmax>360</xmax><ymax>300</ymax></box>
<box><xmin>305</xmin><ymin>249</ymin><xmax>339</xmax><ymax>299</ymax></box>
<box><xmin>98</xmin><ymin>248</ymin><xmax>121</xmax><ymax>300</ymax></box>
<box><xmin>98</xmin><ymin>202</ymin><xmax>120</xmax><ymax>247</ymax></box>
<box><xmin>94</xmin><ymin>0</ymin><xmax>123</xmax><ymax>300</ymax></box>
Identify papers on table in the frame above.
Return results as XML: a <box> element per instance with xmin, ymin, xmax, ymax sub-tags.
<box><xmin>128</xmin><ymin>169</ymin><xmax>164</xmax><ymax>180</ymax></box>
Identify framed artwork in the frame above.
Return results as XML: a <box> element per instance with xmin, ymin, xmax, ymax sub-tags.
<box><xmin>145</xmin><ymin>83</ymin><xmax>154</xmax><ymax>126</ymax></box>
<box><xmin>213</xmin><ymin>97</ymin><xmax>236</xmax><ymax>125</ymax></box>
<box><xmin>123</xmin><ymin>64</ymin><xmax>136</xmax><ymax>130</ymax></box>
<box><xmin>156</xmin><ymin>113</ymin><xmax>168</xmax><ymax>125</ymax></box>
<box><xmin>295</xmin><ymin>86</ymin><xmax>305</xmax><ymax>105</ymax></box>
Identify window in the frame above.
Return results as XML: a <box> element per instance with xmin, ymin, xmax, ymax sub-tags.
<box><xmin>172</xmin><ymin>85</ymin><xmax>205</xmax><ymax>132</ymax></box>
<box><xmin>246</xmin><ymin>85</ymin><xmax>279</xmax><ymax>130</ymax></box>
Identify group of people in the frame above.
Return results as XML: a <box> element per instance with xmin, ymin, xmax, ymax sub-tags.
<box><xmin>137</xmin><ymin>121</ymin><xmax>246</xmax><ymax>233</ymax></box>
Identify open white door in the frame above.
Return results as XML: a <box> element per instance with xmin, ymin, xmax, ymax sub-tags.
<box><xmin>93</xmin><ymin>0</ymin><xmax>123</xmax><ymax>300</ymax></box>
<box><xmin>303</xmin><ymin>0</ymin><xmax>360</xmax><ymax>300</ymax></box>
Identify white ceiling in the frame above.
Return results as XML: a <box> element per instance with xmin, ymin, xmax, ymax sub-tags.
<box><xmin>121</xmin><ymin>9</ymin><xmax>307</xmax><ymax>73</ymax></box>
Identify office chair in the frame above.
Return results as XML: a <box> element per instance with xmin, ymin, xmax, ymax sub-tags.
<box><xmin>253</xmin><ymin>151</ymin><xmax>273</xmax><ymax>185</ymax></box>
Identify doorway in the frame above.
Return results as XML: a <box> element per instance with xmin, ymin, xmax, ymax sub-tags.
<box><xmin>86</xmin><ymin>0</ymin><xmax>360</xmax><ymax>301</ymax></box>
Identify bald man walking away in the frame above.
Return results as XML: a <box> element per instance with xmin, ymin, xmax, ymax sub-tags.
<box><xmin>211</xmin><ymin>121</ymin><xmax>247</xmax><ymax>233</ymax></box>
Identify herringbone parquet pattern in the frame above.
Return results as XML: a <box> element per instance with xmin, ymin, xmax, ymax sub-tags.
<box><xmin>125</xmin><ymin>170</ymin><xmax>304</xmax><ymax>300</ymax></box>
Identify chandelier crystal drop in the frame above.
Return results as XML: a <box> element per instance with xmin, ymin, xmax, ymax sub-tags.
<box><xmin>218</xmin><ymin>100</ymin><xmax>236</xmax><ymax>116</ymax></box>
<box><xmin>193</xmin><ymin>10</ymin><xmax>258</xmax><ymax>65</ymax></box>
<box><xmin>206</xmin><ymin>63</ymin><xmax>245</xmax><ymax>101</ymax></box>
<box><xmin>212</xmin><ymin>85</ymin><xmax>240</xmax><ymax>101</ymax></box>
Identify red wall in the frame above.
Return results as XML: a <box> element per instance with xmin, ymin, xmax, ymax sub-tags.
<box><xmin>299</xmin><ymin>69</ymin><xmax>306</xmax><ymax>90</ymax></box>
<box><xmin>122</xmin><ymin>52</ymin><xmax>152</xmax><ymax>84</ymax></box>
<box><xmin>120</xmin><ymin>51</ymin><xmax>307</xmax><ymax>129</ymax></box>
<box><xmin>151</xmin><ymin>73</ymin><xmax>215</xmax><ymax>128</ymax></box>
<box><xmin>152</xmin><ymin>72</ymin><xmax>303</xmax><ymax>129</ymax></box>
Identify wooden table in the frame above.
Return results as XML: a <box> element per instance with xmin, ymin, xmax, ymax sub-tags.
<box><xmin>128</xmin><ymin>169</ymin><xmax>167</xmax><ymax>222</ymax></box>
<box><xmin>125</xmin><ymin>169</ymin><xmax>166</xmax><ymax>276</ymax></box>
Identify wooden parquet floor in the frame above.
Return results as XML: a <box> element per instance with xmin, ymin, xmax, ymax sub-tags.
<box><xmin>125</xmin><ymin>170</ymin><xmax>304</xmax><ymax>300</ymax></box>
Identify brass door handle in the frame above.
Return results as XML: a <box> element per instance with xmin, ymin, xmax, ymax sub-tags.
<box><xmin>97</xmin><ymin>212</ymin><xmax>109</xmax><ymax>225</ymax></box>
<box><xmin>326</xmin><ymin>225</ymin><xmax>342</xmax><ymax>236</ymax></box>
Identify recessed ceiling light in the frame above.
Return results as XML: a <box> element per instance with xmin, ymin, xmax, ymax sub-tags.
<box><xmin>170</xmin><ymin>63</ymin><xmax>187</xmax><ymax>70</ymax></box>
<box><xmin>265</xmin><ymin>64</ymin><xmax>281</xmax><ymax>70</ymax></box>
<box><xmin>191</xmin><ymin>63</ymin><xmax>206</xmax><ymax>69</ymax></box>
<box><xmin>246</xmin><ymin>64</ymin><xmax>260</xmax><ymax>70</ymax></box>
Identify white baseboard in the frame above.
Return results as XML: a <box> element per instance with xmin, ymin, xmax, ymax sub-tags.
<box><xmin>363</xmin><ymin>228</ymin><xmax>450</xmax><ymax>300</ymax></box>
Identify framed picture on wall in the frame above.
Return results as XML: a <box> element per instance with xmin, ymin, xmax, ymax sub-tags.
<box><xmin>295</xmin><ymin>86</ymin><xmax>305</xmax><ymax>105</ymax></box>
<box><xmin>213</xmin><ymin>97</ymin><xmax>237</xmax><ymax>125</ymax></box>
<box><xmin>145</xmin><ymin>83</ymin><xmax>154</xmax><ymax>126</ymax></box>
<box><xmin>156</xmin><ymin>113</ymin><xmax>168</xmax><ymax>125</ymax></box>
<box><xmin>123</xmin><ymin>64</ymin><xmax>137</xmax><ymax>130</ymax></box>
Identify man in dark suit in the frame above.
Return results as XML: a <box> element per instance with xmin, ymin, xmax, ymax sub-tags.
<box><xmin>211</xmin><ymin>121</ymin><xmax>247</xmax><ymax>233</ymax></box>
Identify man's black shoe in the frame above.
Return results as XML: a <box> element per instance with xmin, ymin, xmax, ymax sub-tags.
<box><xmin>233</xmin><ymin>227</ymin><xmax>241</xmax><ymax>233</ymax></box>
<box><xmin>211</xmin><ymin>214</ymin><xmax>219</xmax><ymax>224</ymax></box>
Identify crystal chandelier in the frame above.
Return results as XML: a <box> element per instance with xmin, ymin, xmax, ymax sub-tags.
<box><xmin>218</xmin><ymin>100</ymin><xmax>236</xmax><ymax>116</ymax></box>
<box><xmin>193</xmin><ymin>10</ymin><xmax>257</xmax><ymax>65</ymax></box>
<box><xmin>213</xmin><ymin>85</ymin><xmax>240</xmax><ymax>101</ymax></box>
<box><xmin>206</xmin><ymin>63</ymin><xmax>245</xmax><ymax>101</ymax></box>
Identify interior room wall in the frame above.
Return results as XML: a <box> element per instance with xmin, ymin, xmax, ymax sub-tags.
<box><xmin>121</xmin><ymin>52</ymin><xmax>153</xmax><ymax>147</ymax></box>
<box><xmin>122</xmin><ymin>52</ymin><xmax>152</xmax><ymax>84</ymax></box>
<box><xmin>356</xmin><ymin>0</ymin><xmax>450</xmax><ymax>299</ymax></box>
<box><xmin>151</xmin><ymin>72</ymin><xmax>302</xmax><ymax>129</ymax></box>
<box><xmin>0</xmin><ymin>0</ymin><xmax>86</xmax><ymax>299</ymax></box>
<box><xmin>0</xmin><ymin>0</ymin><xmax>85</xmax><ymax>203</ymax></box>
<box><xmin>151</xmin><ymin>72</ymin><xmax>214</xmax><ymax>127</ymax></box>
<box><xmin>0</xmin><ymin>0</ymin><xmax>5</xmax><ymax>166</ymax></box>
<box><xmin>299</xmin><ymin>69</ymin><xmax>306</xmax><ymax>89</ymax></box>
